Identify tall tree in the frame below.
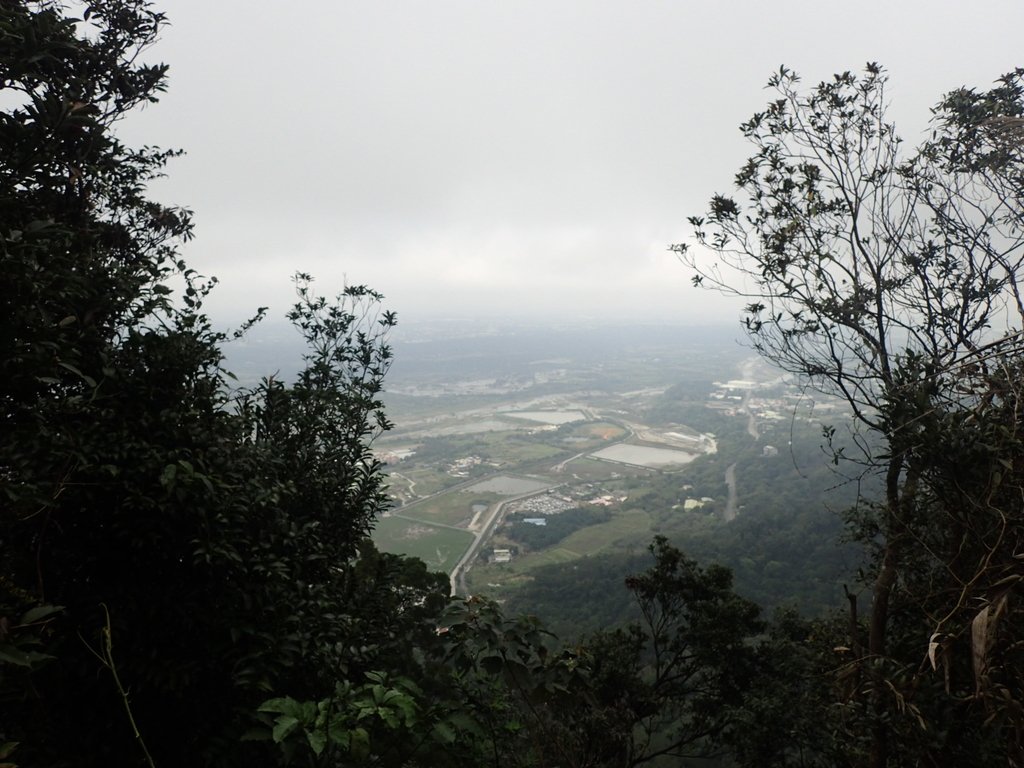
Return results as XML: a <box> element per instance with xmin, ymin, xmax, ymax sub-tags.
<box><xmin>0</xmin><ymin>3</ymin><xmax>423</xmax><ymax>765</ymax></box>
<box><xmin>676</xmin><ymin>65</ymin><xmax>1024</xmax><ymax>766</ymax></box>
<box><xmin>905</xmin><ymin>70</ymin><xmax>1024</xmax><ymax>764</ymax></box>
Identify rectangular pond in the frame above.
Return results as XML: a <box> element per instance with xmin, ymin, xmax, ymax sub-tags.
<box><xmin>590</xmin><ymin>444</ymin><xmax>697</xmax><ymax>468</ymax></box>
<box><xmin>502</xmin><ymin>410</ymin><xmax>587</xmax><ymax>425</ymax></box>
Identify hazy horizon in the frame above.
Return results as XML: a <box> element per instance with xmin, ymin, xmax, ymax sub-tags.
<box><xmin>123</xmin><ymin>1</ymin><xmax>1024</xmax><ymax>327</ymax></box>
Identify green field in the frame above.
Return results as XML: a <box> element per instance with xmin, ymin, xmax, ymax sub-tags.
<box><xmin>372</xmin><ymin>516</ymin><xmax>474</xmax><ymax>573</ymax></box>
<box><xmin>375</xmin><ymin>343</ymin><xmax>740</xmax><ymax>596</ymax></box>
<box><xmin>466</xmin><ymin>509</ymin><xmax>654</xmax><ymax>592</ymax></box>
<box><xmin>557</xmin><ymin>509</ymin><xmax>653</xmax><ymax>553</ymax></box>
<box><xmin>399</xmin><ymin>491</ymin><xmax>503</xmax><ymax>526</ymax></box>
<box><xmin>385</xmin><ymin>467</ymin><xmax>461</xmax><ymax>497</ymax></box>
<box><xmin>473</xmin><ymin>435</ymin><xmax>566</xmax><ymax>463</ymax></box>
<box><xmin>559</xmin><ymin>457</ymin><xmax>636</xmax><ymax>480</ymax></box>
<box><xmin>466</xmin><ymin>548</ymin><xmax>581</xmax><ymax>592</ymax></box>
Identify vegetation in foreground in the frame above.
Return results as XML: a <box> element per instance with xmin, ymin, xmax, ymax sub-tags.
<box><xmin>2</xmin><ymin>3</ymin><xmax>1023</xmax><ymax>766</ymax></box>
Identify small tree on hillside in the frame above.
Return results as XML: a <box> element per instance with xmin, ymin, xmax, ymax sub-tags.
<box><xmin>675</xmin><ymin>65</ymin><xmax>1024</xmax><ymax>766</ymax></box>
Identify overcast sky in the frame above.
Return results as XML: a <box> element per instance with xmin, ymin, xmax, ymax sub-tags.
<box><xmin>123</xmin><ymin>0</ymin><xmax>1024</xmax><ymax>327</ymax></box>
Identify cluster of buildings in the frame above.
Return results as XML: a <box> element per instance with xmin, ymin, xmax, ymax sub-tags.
<box><xmin>448</xmin><ymin>455</ymin><xmax>504</xmax><ymax>477</ymax></box>
<box><xmin>502</xmin><ymin>486</ymin><xmax>633</xmax><ymax>518</ymax></box>
<box><xmin>387</xmin><ymin>375</ymin><xmax>535</xmax><ymax>397</ymax></box>
<box><xmin>377</xmin><ymin>447</ymin><xmax>416</xmax><ymax>465</ymax></box>
<box><xmin>448</xmin><ymin>455</ymin><xmax>483</xmax><ymax>476</ymax></box>
<box><xmin>708</xmin><ymin>377</ymin><xmax>845</xmax><ymax>425</ymax></box>
<box><xmin>588</xmin><ymin>494</ymin><xmax>628</xmax><ymax>507</ymax></box>
<box><xmin>506</xmin><ymin>491</ymin><xmax>575</xmax><ymax>516</ymax></box>
<box><xmin>679</xmin><ymin>497</ymin><xmax>716</xmax><ymax>510</ymax></box>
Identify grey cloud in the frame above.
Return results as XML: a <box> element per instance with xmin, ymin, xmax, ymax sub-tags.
<box><xmin>126</xmin><ymin>0</ymin><xmax>1024</xmax><ymax>323</ymax></box>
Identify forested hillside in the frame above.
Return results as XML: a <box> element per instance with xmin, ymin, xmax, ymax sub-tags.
<box><xmin>504</xmin><ymin>419</ymin><xmax>864</xmax><ymax>640</ymax></box>
<box><xmin>3</xmin><ymin>4</ymin><xmax>1023</xmax><ymax>767</ymax></box>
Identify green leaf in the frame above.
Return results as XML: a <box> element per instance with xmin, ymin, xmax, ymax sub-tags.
<box><xmin>271</xmin><ymin>715</ymin><xmax>300</xmax><ymax>743</ymax></box>
<box><xmin>159</xmin><ymin>463</ymin><xmax>177</xmax><ymax>488</ymax></box>
<box><xmin>447</xmin><ymin>712</ymin><xmax>483</xmax><ymax>737</ymax></box>
<box><xmin>259</xmin><ymin>696</ymin><xmax>301</xmax><ymax>716</ymax></box>
<box><xmin>306</xmin><ymin>728</ymin><xmax>327</xmax><ymax>755</ymax></box>
<box><xmin>433</xmin><ymin>721</ymin><xmax>456</xmax><ymax>744</ymax></box>
<box><xmin>57</xmin><ymin>361</ymin><xmax>97</xmax><ymax>387</ymax></box>
<box><xmin>0</xmin><ymin>645</ymin><xmax>33</xmax><ymax>667</ymax></box>
<box><xmin>19</xmin><ymin>604</ymin><xmax>63</xmax><ymax>625</ymax></box>
<box><xmin>350</xmin><ymin>727</ymin><xmax>370</xmax><ymax>759</ymax></box>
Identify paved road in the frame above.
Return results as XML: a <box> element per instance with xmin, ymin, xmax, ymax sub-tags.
<box><xmin>450</xmin><ymin>485</ymin><xmax>561</xmax><ymax>596</ymax></box>
<box><xmin>725</xmin><ymin>360</ymin><xmax>761</xmax><ymax>522</ymax></box>
<box><xmin>741</xmin><ymin>390</ymin><xmax>759</xmax><ymax>440</ymax></box>
<box><xmin>551</xmin><ymin>450</ymin><xmax>589</xmax><ymax>473</ymax></box>
<box><xmin>386</xmin><ymin>475</ymin><xmax>481</xmax><ymax>514</ymax></box>
<box><xmin>723</xmin><ymin>462</ymin><xmax>738</xmax><ymax>522</ymax></box>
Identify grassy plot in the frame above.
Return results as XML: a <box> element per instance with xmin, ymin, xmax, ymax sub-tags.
<box><xmin>560</xmin><ymin>457</ymin><xmax>638</xmax><ymax>480</ymax></box>
<box><xmin>466</xmin><ymin>509</ymin><xmax>654</xmax><ymax>593</ymax></box>
<box><xmin>476</xmin><ymin>436</ymin><xmax>567</xmax><ymax>463</ymax></box>
<box><xmin>372</xmin><ymin>516</ymin><xmax>474</xmax><ymax>574</ymax></box>
<box><xmin>508</xmin><ymin>547</ymin><xmax>583</xmax><ymax>573</ymax></box>
<box><xmin>572</xmin><ymin>421</ymin><xmax>628</xmax><ymax>442</ymax></box>
<box><xmin>460</xmin><ymin>476</ymin><xmax>550</xmax><ymax>495</ymax></box>
<box><xmin>466</xmin><ymin>548</ymin><xmax>581</xmax><ymax>593</ymax></box>
<box><xmin>399</xmin><ymin>491</ymin><xmax>504</xmax><ymax>527</ymax></box>
<box><xmin>383</xmin><ymin>466</ymin><xmax>463</xmax><ymax>501</ymax></box>
<box><xmin>557</xmin><ymin>509</ymin><xmax>653</xmax><ymax>554</ymax></box>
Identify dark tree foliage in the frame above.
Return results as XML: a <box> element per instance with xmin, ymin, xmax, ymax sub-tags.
<box><xmin>615</xmin><ymin>537</ymin><xmax>763</xmax><ymax>764</ymax></box>
<box><xmin>21</xmin><ymin>4</ymin><xmax>1024</xmax><ymax>765</ymax></box>
<box><xmin>503</xmin><ymin>550</ymin><xmax>648</xmax><ymax>640</ymax></box>
<box><xmin>0</xmin><ymin>5</ymin><xmax>781</xmax><ymax>767</ymax></box>
<box><xmin>260</xmin><ymin>539</ymin><xmax>766</xmax><ymax>768</ymax></box>
<box><xmin>0</xmin><ymin>3</ymin><xmax>452</xmax><ymax>766</ymax></box>
<box><xmin>679</xmin><ymin>64</ymin><xmax>1024</xmax><ymax>766</ymax></box>
<box><xmin>724</xmin><ymin>608</ymin><xmax>843</xmax><ymax>768</ymax></box>
<box><xmin>507</xmin><ymin>507</ymin><xmax>611</xmax><ymax>551</ymax></box>
<box><xmin>898</xmin><ymin>76</ymin><xmax>1024</xmax><ymax>756</ymax></box>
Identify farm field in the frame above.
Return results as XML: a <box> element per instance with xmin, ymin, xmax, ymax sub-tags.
<box><xmin>373</xmin><ymin>516</ymin><xmax>474</xmax><ymax>574</ymax></box>
<box><xmin>461</xmin><ymin>475</ymin><xmax>552</xmax><ymax>495</ymax></box>
<box><xmin>385</xmin><ymin>467</ymin><xmax>461</xmax><ymax>498</ymax></box>
<box><xmin>368</xmin><ymin>323</ymin><xmax>758</xmax><ymax>595</ymax></box>
<box><xmin>557</xmin><ymin>457</ymin><xmax>631</xmax><ymax>480</ymax></box>
<box><xmin>398</xmin><ymin>491</ymin><xmax>505</xmax><ymax>527</ymax></box>
<box><xmin>465</xmin><ymin>508</ymin><xmax>655</xmax><ymax>593</ymax></box>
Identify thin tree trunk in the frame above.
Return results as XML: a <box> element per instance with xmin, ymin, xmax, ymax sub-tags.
<box><xmin>868</xmin><ymin>535</ymin><xmax>899</xmax><ymax>768</ymax></box>
<box><xmin>867</xmin><ymin>458</ymin><xmax>919</xmax><ymax>768</ymax></box>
